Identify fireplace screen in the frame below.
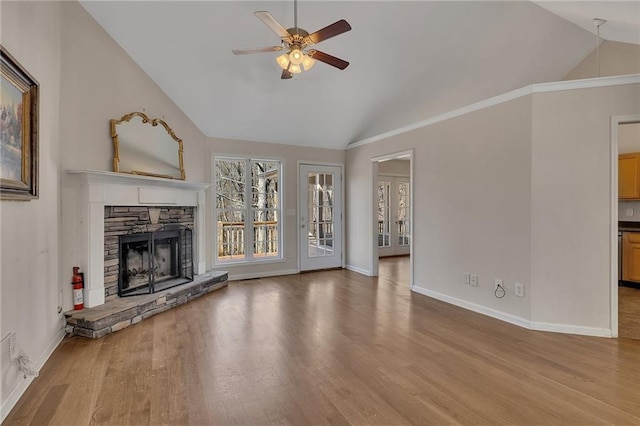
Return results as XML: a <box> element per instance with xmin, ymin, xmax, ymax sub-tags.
<box><xmin>118</xmin><ymin>225</ymin><xmax>193</xmax><ymax>296</ymax></box>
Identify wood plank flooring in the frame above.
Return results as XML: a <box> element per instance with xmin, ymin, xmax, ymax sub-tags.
<box><xmin>5</xmin><ymin>257</ymin><xmax>640</xmax><ymax>425</ymax></box>
<box><xmin>619</xmin><ymin>285</ymin><xmax>640</xmax><ymax>339</ymax></box>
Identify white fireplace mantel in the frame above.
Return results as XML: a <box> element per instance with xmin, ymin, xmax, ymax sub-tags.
<box><xmin>67</xmin><ymin>170</ymin><xmax>210</xmax><ymax>307</ymax></box>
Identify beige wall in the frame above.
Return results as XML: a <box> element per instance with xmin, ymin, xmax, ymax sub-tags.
<box><xmin>530</xmin><ymin>84</ymin><xmax>640</xmax><ymax>328</ymax></box>
<box><xmin>346</xmin><ymin>83</ymin><xmax>640</xmax><ymax>334</ymax></box>
<box><xmin>378</xmin><ymin>159</ymin><xmax>410</xmax><ymax>176</ymax></box>
<box><xmin>57</xmin><ymin>2</ymin><xmax>206</xmax><ymax>181</ymax></box>
<box><xmin>206</xmin><ymin>138</ymin><xmax>345</xmax><ymax>278</ymax></box>
<box><xmin>617</xmin><ymin>122</ymin><xmax>640</xmax><ymax>154</ymax></box>
<box><xmin>1</xmin><ymin>0</ymin><xmax>63</xmax><ymax>416</ymax></box>
<box><xmin>58</xmin><ymin>1</ymin><xmax>208</xmax><ymax>308</ymax></box>
<box><xmin>564</xmin><ymin>40</ymin><xmax>640</xmax><ymax>80</ymax></box>
<box><xmin>347</xmin><ymin>96</ymin><xmax>533</xmax><ymax>320</ymax></box>
<box><xmin>1</xmin><ymin>1</ymin><xmax>208</xmax><ymax>417</ymax></box>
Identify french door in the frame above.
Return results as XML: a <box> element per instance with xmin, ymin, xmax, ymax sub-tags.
<box><xmin>378</xmin><ymin>176</ymin><xmax>411</xmax><ymax>257</ymax></box>
<box><xmin>299</xmin><ymin>164</ymin><xmax>343</xmax><ymax>271</ymax></box>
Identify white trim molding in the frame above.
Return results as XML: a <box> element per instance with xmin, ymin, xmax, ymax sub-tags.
<box><xmin>346</xmin><ymin>264</ymin><xmax>372</xmax><ymax>276</ymax></box>
<box><xmin>412</xmin><ymin>285</ymin><xmax>612</xmax><ymax>338</ymax></box>
<box><xmin>66</xmin><ymin>170</ymin><xmax>210</xmax><ymax>307</ymax></box>
<box><xmin>227</xmin><ymin>269</ymin><xmax>298</xmax><ymax>281</ymax></box>
<box><xmin>347</xmin><ymin>74</ymin><xmax>640</xmax><ymax>149</ymax></box>
<box><xmin>297</xmin><ymin>162</ymin><xmax>347</xmax><ymax>271</ymax></box>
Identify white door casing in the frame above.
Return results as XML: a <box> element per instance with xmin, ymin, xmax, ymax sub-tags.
<box><xmin>299</xmin><ymin>164</ymin><xmax>343</xmax><ymax>271</ymax></box>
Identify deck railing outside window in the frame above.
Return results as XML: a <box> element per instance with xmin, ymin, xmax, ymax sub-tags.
<box><xmin>217</xmin><ymin>221</ymin><xmax>278</xmax><ymax>258</ymax></box>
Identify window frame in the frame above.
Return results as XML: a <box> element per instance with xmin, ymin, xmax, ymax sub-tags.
<box><xmin>213</xmin><ymin>155</ymin><xmax>284</xmax><ymax>266</ymax></box>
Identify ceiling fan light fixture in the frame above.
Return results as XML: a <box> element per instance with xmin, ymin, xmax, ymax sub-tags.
<box><xmin>233</xmin><ymin>2</ymin><xmax>352</xmax><ymax>79</ymax></box>
<box><xmin>289</xmin><ymin>48</ymin><xmax>304</xmax><ymax>65</ymax></box>
<box><xmin>289</xmin><ymin>63</ymin><xmax>302</xmax><ymax>74</ymax></box>
<box><xmin>302</xmin><ymin>54</ymin><xmax>315</xmax><ymax>71</ymax></box>
<box><xmin>276</xmin><ymin>53</ymin><xmax>290</xmax><ymax>70</ymax></box>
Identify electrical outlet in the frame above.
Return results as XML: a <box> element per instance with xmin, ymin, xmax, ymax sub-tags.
<box><xmin>626</xmin><ymin>208</ymin><xmax>635</xmax><ymax>217</ymax></box>
<box><xmin>464</xmin><ymin>273</ymin><xmax>471</xmax><ymax>285</ymax></box>
<box><xmin>470</xmin><ymin>275</ymin><xmax>478</xmax><ymax>287</ymax></box>
<box><xmin>495</xmin><ymin>279</ymin><xmax>503</xmax><ymax>291</ymax></box>
<box><xmin>515</xmin><ymin>282</ymin><xmax>524</xmax><ymax>297</ymax></box>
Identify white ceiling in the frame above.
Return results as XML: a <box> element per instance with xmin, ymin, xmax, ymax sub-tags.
<box><xmin>80</xmin><ymin>1</ymin><xmax>639</xmax><ymax>149</ymax></box>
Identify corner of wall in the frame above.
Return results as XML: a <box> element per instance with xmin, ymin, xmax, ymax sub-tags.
<box><xmin>563</xmin><ymin>40</ymin><xmax>640</xmax><ymax>81</ymax></box>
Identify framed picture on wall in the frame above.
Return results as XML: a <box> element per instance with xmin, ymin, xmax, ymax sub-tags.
<box><xmin>1</xmin><ymin>45</ymin><xmax>39</xmax><ymax>200</ymax></box>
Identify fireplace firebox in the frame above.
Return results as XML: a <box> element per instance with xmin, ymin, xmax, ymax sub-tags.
<box><xmin>118</xmin><ymin>225</ymin><xmax>193</xmax><ymax>296</ymax></box>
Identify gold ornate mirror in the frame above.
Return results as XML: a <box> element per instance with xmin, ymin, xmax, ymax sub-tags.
<box><xmin>111</xmin><ymin>112</ymin><xmax>185</xmax><ymax>180</ymax></box>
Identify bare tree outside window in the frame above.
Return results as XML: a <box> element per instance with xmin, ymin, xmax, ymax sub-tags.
<box><xmin>215</xmin><ymin>158</ymin><xmax>281</xmax><ymax>262</ymax></box>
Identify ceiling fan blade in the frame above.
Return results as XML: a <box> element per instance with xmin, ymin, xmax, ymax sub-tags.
<box><xmin>281</xmin><ymin>69</ymin><xmax>293</xmax><ymax>80</ymax></box>
<box><xmin>254</xmin><ymin>11</ymin><xmax>291</xmax><ymax>39</ymax></box>
<box><xmin>232</xmin><ymin>46</ymin><xmax>283</xmax><ymax>55</ymax></box>
<box><xmin>309</xmin><ymin>50</ymin><xmax>349</xmax><ymax>70</ymax></box>
<box><xmin>305</xmin><ymin>20</ymin><xmax>351</xmax><ymax>45</ymax></box>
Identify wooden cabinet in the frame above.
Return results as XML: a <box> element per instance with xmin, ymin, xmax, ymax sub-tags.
<box><xmin>619</xmin><ymin>153</ymin><xmax>640</xmax><ymax>199</ymax></box>
<box><xmin>623</xmin><ymin>231</ymin><xmax>640</xmax><ymax>282</ymax></box>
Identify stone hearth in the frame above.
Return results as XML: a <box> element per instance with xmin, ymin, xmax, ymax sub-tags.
<box><xmin>65</xmin><ymin>271</ymin><xmax>228</xmax><ymax>338</ymax></box>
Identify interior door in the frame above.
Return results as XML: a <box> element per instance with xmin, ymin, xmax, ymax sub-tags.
<box><xmin>378</xmin><ymin>176</ymin><xmax>411</xmax><ymax>257</ymax></box>
<box><xmin>299</xmin><ymin>164</ymin><xmax>343</xmax><ymax>271</ymax></box>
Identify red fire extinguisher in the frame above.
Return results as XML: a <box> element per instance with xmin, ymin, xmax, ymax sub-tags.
<box><xmin>72</xmin><ymin>266</ymin><xmax>84</xmax><ymax>310</ymax></box>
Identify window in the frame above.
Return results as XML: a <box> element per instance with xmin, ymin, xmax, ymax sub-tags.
<box><xmin>214</xmin><ymin>157</ymin><xmax>282</xmax><ymax>263</ymax></box>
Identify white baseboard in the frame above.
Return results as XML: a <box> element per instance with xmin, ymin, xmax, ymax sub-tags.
<box><xmin>528</xmin><ymin>321</ymin><xmax>612</xmax><ymax>338</ymax></box>
<box><xmin>411</xmin><ymin>285</ymin><xmax>612</xmax><ymax>338</ymax></box>
<box><xmin>345</xmin><ymin>264</ymin><xmax>371</xmax><ymax>276</ymax></box>
<box><xmin>411</xmin><ymin>285</ymin><xmax>530</xmax><ymax>328</ymax></box>
<box><xmin>1</xmin><ymin>327</ymin><xmax>66</xmax><ymax>422</ymax></box>
<box><xmin>227</xmin><ymin>269</ymin><xmax>298</xmax><ymax>281</ymax></box>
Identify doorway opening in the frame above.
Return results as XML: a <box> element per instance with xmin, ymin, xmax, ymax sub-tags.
<box><xmin>614</xmin><ymin>116</ymin><xmax>640</xmax><ymax>339</ymax></box>
<box><xmin>371</xmin><ymin>150</ymin><xmax>413</xmax><ymax>289</ymax></box>
<box><xmin>377</xmin><ymin>175</ymin><xmax>411</xmax><ymax>257</ymax></box>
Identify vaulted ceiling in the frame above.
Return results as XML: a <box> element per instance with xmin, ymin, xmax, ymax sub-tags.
<box><xmin>80</xmin><ymin>1</ymin><xmax>639</xmax><ymax>149</ymax></box>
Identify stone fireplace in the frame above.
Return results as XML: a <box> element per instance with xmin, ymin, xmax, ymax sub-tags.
<box><xmin>104</xmin><ymin>207</ymin><xmax>194</xmax><ymax>298</ymax></box>
<box><xmin>67</xmin><ymin>170</ymin><xmax>209</xmax><ymax>308</ymax></box>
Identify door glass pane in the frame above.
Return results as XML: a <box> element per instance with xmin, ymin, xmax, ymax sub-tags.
<box><xmin>308</xmin><ymin>172</ymin><xmax>334</xmax><ymax>257</ymax></box>
<box><xmin>378</xmin><ymin>181</ymin><xmax>391</xmax><ymax>247</ymax></box>
<box><xmin>397</xmin><ymin>181</ymin><xmax>411</xmax><ymax>246</ymax></box>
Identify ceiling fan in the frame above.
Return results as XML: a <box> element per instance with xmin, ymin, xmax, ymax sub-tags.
<box><xmin>232</xmin><ymin>0</ymin><xmax>352</xmax><ymax>79</ymax></box>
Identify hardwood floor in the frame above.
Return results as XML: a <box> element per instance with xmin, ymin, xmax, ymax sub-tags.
<box><xmin>619</xmin><ymin>284</ymin><xmax>640</xmax><ymax>339</ymax></box>
<box><xmin>6</xmin><ymin>257</ymin><xmax>640</xmax><ymax>425</ymax></box>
